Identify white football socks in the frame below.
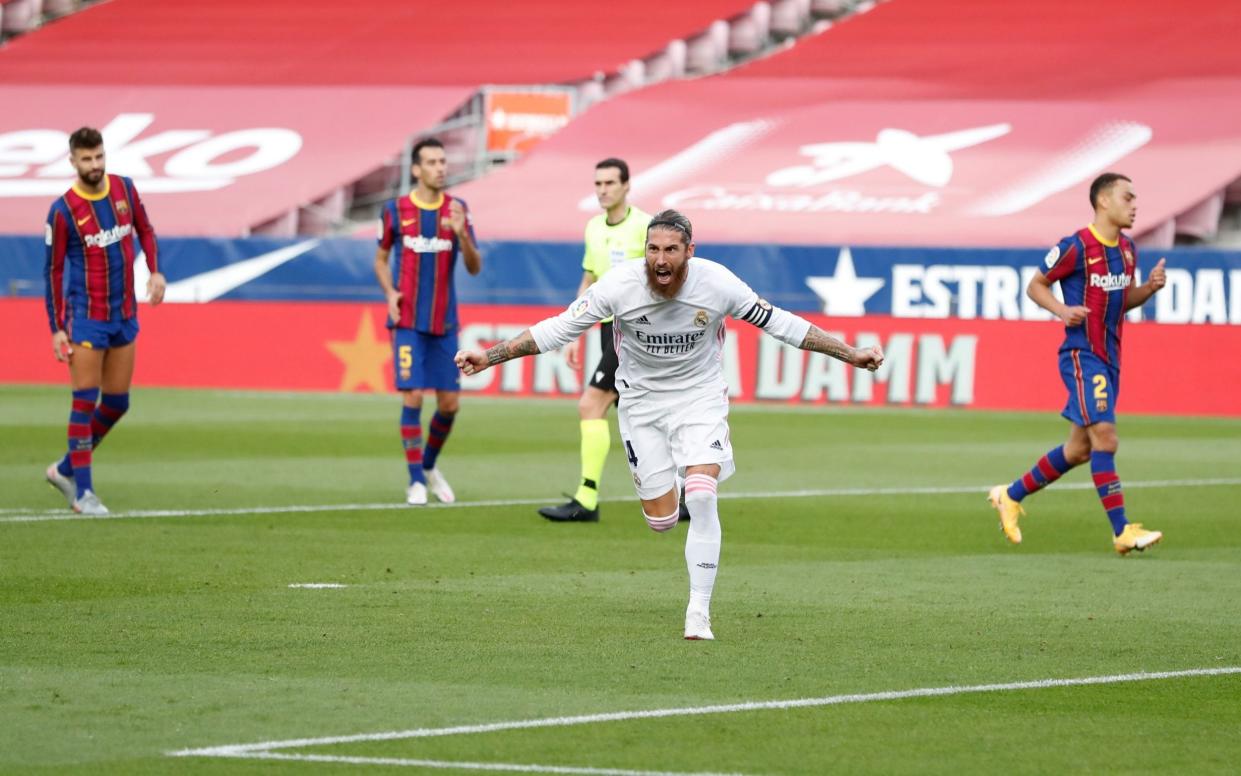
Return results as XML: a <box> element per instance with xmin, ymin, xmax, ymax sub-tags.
<box><xmin>683</xmin><ymin>473</ymin><xmax>720</xmax><ymax>614</ymax></box>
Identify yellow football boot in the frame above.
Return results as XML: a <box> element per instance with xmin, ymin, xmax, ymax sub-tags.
<box><xmin>988</xmin><ymin>485</ymin><xmax>1025</xmax><ymax>544</ymax></box>
<box><xmin>1113</xmin><ymin>523</ymin><xmax>1163</xmax><ymax>555</ymax></box>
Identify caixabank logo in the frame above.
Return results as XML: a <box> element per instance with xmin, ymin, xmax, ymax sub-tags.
<box><xmin>0</xmin><ymin>113</ymin><xmax>302</xmax><ymax>196</ymax></box>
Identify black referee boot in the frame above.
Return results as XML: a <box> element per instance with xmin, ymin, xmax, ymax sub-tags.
<box><xmin>538</xmin><ymin>498</ymin><xmax>600</xmax><ymax>523</ymax></box>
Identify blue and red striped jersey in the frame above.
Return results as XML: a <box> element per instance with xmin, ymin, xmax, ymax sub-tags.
<box><xmin>43</xmin><ymin>174</ymin><xmax>159</xmax><ymax>334</ymax></box>
<box><xmin>378</xmin><ymin>192</ymin><xmax>474</xmax><ymax>335</ymax></box>
<box><xmin>1041</xmin><ymin>225</ymin><xmax>1137</xmax><ymax>368</ymax></box>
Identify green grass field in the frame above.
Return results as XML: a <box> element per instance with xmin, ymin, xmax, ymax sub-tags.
<box><xmin>2</xmin><ymin>384</ymin><xmax>1239</xmax><ymax>775</ymax></box>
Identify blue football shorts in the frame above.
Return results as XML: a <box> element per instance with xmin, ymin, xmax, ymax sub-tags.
<box><xmin>1059</xmin><ymin>348</ymin><xmax>1120</xmax><ymax>427</ymax></box>
<box><xmin>392</xmin><ymin>327</ymin><xmax>461</xmax><ymax>392</ymax></box>
<box><xmin>67</xmin><ymin>316</ymin><xmax>139</xmax><ymax>350</ymax></box>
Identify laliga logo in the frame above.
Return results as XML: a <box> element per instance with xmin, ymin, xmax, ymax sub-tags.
<box><xmin>0</xmin><ymin>113</ymin><xmax>302</xmax><ymax>197</ymax></box>
<box><xmin>766</xmin><ymin>124</ymin><xmax>1011</xmax><ymax>188</ymax></box>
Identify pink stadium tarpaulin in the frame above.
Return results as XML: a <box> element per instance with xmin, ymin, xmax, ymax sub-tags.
<box><xmin>454</xmin><ymin>78</ymin><xmax>1241</xmax><ymax>247</ymax></box>
<box><xmin>0</xmin><ymin>85</ymin><xmax>471</xmax><ymax>235</ymax></box>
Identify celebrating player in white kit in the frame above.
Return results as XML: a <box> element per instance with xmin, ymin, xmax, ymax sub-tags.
<box><xmin>455</xmin><ymin>210</ymin><xmax>883</xmax><ymax>640</ymax></box>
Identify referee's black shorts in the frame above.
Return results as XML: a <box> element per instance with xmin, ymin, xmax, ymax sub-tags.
<box><xmin>587</xmin><ymin>321</ymin><xmax>619</xmax><ymax>395</ymax></box>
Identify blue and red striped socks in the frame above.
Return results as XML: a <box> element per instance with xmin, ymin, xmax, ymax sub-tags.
<box><xmin>401</xmin><ymin>406</ymin><xmax>425</xmax><ymax>485</ymax></box>
<box><xmin>67</xmin><ymin>388</ymin><xmax>99</xmax><ymax>498</ymax></box>
<box><xmin>1090</xmin><ymin>451</ymin><xmax>1128</xmax><ymax>536</ymax></box>
<box><xmin>1006</xmin><ymin>445</ymin><xmax>1074</xmax><ymax>502</ymax></box>
<box><xmin>57</xmin><ymin>392</ymin><xmax>129</xmax><ymax>478</ymax></box>
<box><xmin>422</xmin><ymin>410</ymin><xmax>455</xmax><ymax>472</ymax></box>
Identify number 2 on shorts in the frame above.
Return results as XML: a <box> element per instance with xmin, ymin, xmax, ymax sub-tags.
<box><xmin>1092</xmin><ymin>374</ymin><xmax>1108</xmax><ymax>400</ymax></box>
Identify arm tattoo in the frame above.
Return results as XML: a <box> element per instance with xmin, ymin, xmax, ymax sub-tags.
<box><xmin>800</xmin><ymin>325</ymin><xmax>854</xmax><ymax>362</ymax></box>
<box><xmin>485</xmin><ymin>331</ymin><xmax>540</xmax><ymax>366</ymax></box>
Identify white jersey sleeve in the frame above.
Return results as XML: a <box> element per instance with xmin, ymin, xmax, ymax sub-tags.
<box><xmin>722</xmin><ymin>267</ymin><xmax>811</xmax><ymax>347</ymax></box>
<box><xmin>530</xmin><ymin>276</ymin><xmax>618</xmax><ymax>353</ymax></box>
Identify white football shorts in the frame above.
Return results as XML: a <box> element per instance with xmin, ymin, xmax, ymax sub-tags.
<box><xmin>617</xmin><ymin>385</ymin><xmax>736</xmax><ymax>501</ymax></box>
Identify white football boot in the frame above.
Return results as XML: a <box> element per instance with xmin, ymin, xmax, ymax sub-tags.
<box><xmin>46</xmin><ymin>462</ymin><xmax>75</xmax><ymax>507</ymax></box>
<box><xmin>424</xmin><ymin>468</ymin><xmax>456</xmax><ymax>503</ymax></box>
<box><xmin>406</xmin><ymin>481</ymin><xmax>428</xmax><ymax>506</ymax></box>
<box><xmin>72</xmin><ymin>490</ymin><xmax>109</xmax><ymax>516</ymax></box>
<box><xmin>684</xmin><ymin>607</ymin><xmax>714</xmax><ymax>641</ymax></box>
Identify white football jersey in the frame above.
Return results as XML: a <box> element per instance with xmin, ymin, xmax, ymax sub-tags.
<box><xmin>530</xmin><ymin>257</ymin><xmax>810</xmax><ymax>397</ymax></box>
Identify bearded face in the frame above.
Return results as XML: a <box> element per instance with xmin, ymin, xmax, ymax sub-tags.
<box><xmin>71</xmin><ymin>146</ymin><xmax>106</xmax><ymax>188</ymax></box>
<box><xmin>644</xmin><ymin>228</ymin><xmax>693</xmax><ymax>299</ymax></box>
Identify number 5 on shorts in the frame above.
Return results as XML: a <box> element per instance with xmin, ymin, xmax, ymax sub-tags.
<box><xmin>399</xmin><ymin>345</ymin><xmax>412</xmax><ymax>369</ymax></box>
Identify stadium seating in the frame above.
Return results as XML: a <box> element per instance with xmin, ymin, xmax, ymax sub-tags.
<box><xmin>4</xmin><ymin>0</ymin><xmax>1238</xmax><ymax>245</ymax></box>
<box><xmin>0</xmin><ymin>0</ymin><xmax>42</xmax><ymax>37</ymax></box>
<box><xmin>450</xmin><ymin>0</ymin><xmax>1241</xmax><ymax>248</ymax></box>
<box><xmin>0</xmin><ymin>0</ymin><xmax>798</xmax><ymax>236</ymax></box>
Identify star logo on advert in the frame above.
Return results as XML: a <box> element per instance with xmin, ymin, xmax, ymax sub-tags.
<box><xmin>804</xmin><ymin>246</ymin><xmax>885</xmax><ymax>316</ymax></box>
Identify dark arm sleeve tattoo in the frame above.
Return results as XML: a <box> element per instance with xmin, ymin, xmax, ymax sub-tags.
<box><xmin>799</xmin><ymin>325</ymin><xmax>855</xmax><ymax>362</ymax></box>
<box><xmin>485</xmin><ymin>330</ymin><xmax>541</xmax><ymax>366</ymax></box>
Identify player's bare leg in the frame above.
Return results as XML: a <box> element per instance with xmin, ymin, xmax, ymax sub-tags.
<box><xmin>642</xmin><ymin>463</ymin><xmax>721</xmax><ymax>640</ymax></box>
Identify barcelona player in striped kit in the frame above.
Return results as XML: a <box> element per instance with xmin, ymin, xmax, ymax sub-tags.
<box><xmin>374</xmin><ymin>138</ymin><xmax>482</xmax><ymax>505</ymax></box>
<box><xmin>43</xmin><ymin>127</ymin><xmax>166</xmax><ymax>515</ymax></box>
<box><xmin>989</xmin><ymin>173</ymin><xmax>1167</xmax><ymax>554</ymax></box>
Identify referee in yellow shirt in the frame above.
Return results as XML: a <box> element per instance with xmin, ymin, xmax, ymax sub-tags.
<box><xmin>539</xmin><ymin>158</ymin><xmax>652</xmax><ymax>522</ymax></box>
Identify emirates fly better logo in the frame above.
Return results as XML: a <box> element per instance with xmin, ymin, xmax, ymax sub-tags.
<box><xmin>0</xmin><ymin>113</ymin><xmax>302</xmax><ymax>197</ymax></box>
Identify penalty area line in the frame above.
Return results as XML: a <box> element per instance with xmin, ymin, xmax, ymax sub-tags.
<box><xmin>4</xmin><ymin>477</ymin><xmax>1241</xmax><ymax>524</ymax></box>
<box><xmin>169</xmin><ymin>665</ymin><xmax>1241</xmax><ymax>761</ymax></box>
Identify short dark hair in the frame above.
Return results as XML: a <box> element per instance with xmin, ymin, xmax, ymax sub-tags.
<box><xmin>595</xmin><ymin>157</ymin><xmax>629</xmax><ymax>183</ymax></box>
<box><xmin>1089</xmin><ymin>173</ymin><xmax>1131</xmax><ymax>209</ymax></box>
<box><xmin>69</xmin><ymin>126</ymin><xmax>103</xmax><ymax>152</ymax></box>
<box><xmin>647</xmin><ymin>209</ymin><xmax>693</xmax><ymax>246</ymax></box>
<box><xmin>411</xmin><ymin>137</ymin><xmax>445</xmax><ymax>165</ymax></box>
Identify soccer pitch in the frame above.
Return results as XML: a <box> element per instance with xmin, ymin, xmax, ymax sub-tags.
<box><xmin>2</xmin><ymin>385</ymin><xmax>1239</xmax><ymax>774</ymax></box>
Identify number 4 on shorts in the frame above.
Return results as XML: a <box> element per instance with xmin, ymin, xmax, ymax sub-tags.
<box><xmin>625</xmin><ymin>439</ymin><xmax>639</xmax><ymax>467</ymax></box>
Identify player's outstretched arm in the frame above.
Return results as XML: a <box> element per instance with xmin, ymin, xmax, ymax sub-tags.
<box><xmin>800</xmin><ymin>325</ymin><xmax>884</xmax><ymax>371</ymax></box>
<box><xmin>737</xmin><ymin>294</ymin><xmax>883</xmax><ymax>372</ymax></box>
<box><xmin>455</xmin><ymin>330</ymin><xmax>541</xmax><ymax>376</ymax></box>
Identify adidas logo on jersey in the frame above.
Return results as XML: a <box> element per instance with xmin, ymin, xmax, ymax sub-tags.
<box><xmin>709</xmin><ymin>440</ymin><xmax>724</xmax><ymax>451</ymax></box>
<box><xmin>83</xmin><ymin>223</ymin><xmax>132</xmax><ymax>248</ymax></box>
<box><xmin>1089</xmin><ymin>272</ymin><xmax>1133</xmax><ymax>292</ymax></box>
<box><xmin>402</xmin><ymin>234</ymin><xmax>453</xmax><ymax>253</ymax></box>
<box><xmin>633</xmin><ymin>315</ymin><xmax>651</xmax><ymax>325</ymax></box>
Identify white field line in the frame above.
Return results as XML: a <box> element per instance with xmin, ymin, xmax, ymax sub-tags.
<box><xmin>5</xmin><ymin>477</ymin><xmax>1241</xmax><ymax>525</ymax></box>
<box><xmin>170</xmin><ymin>666</ymin><xmax>1241</xmax><ymax>762</ymax></box>
<box><xmin>209</xmin><ymin>751</ymin><xmax>740</xmax><ymax>776</ymax></box>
